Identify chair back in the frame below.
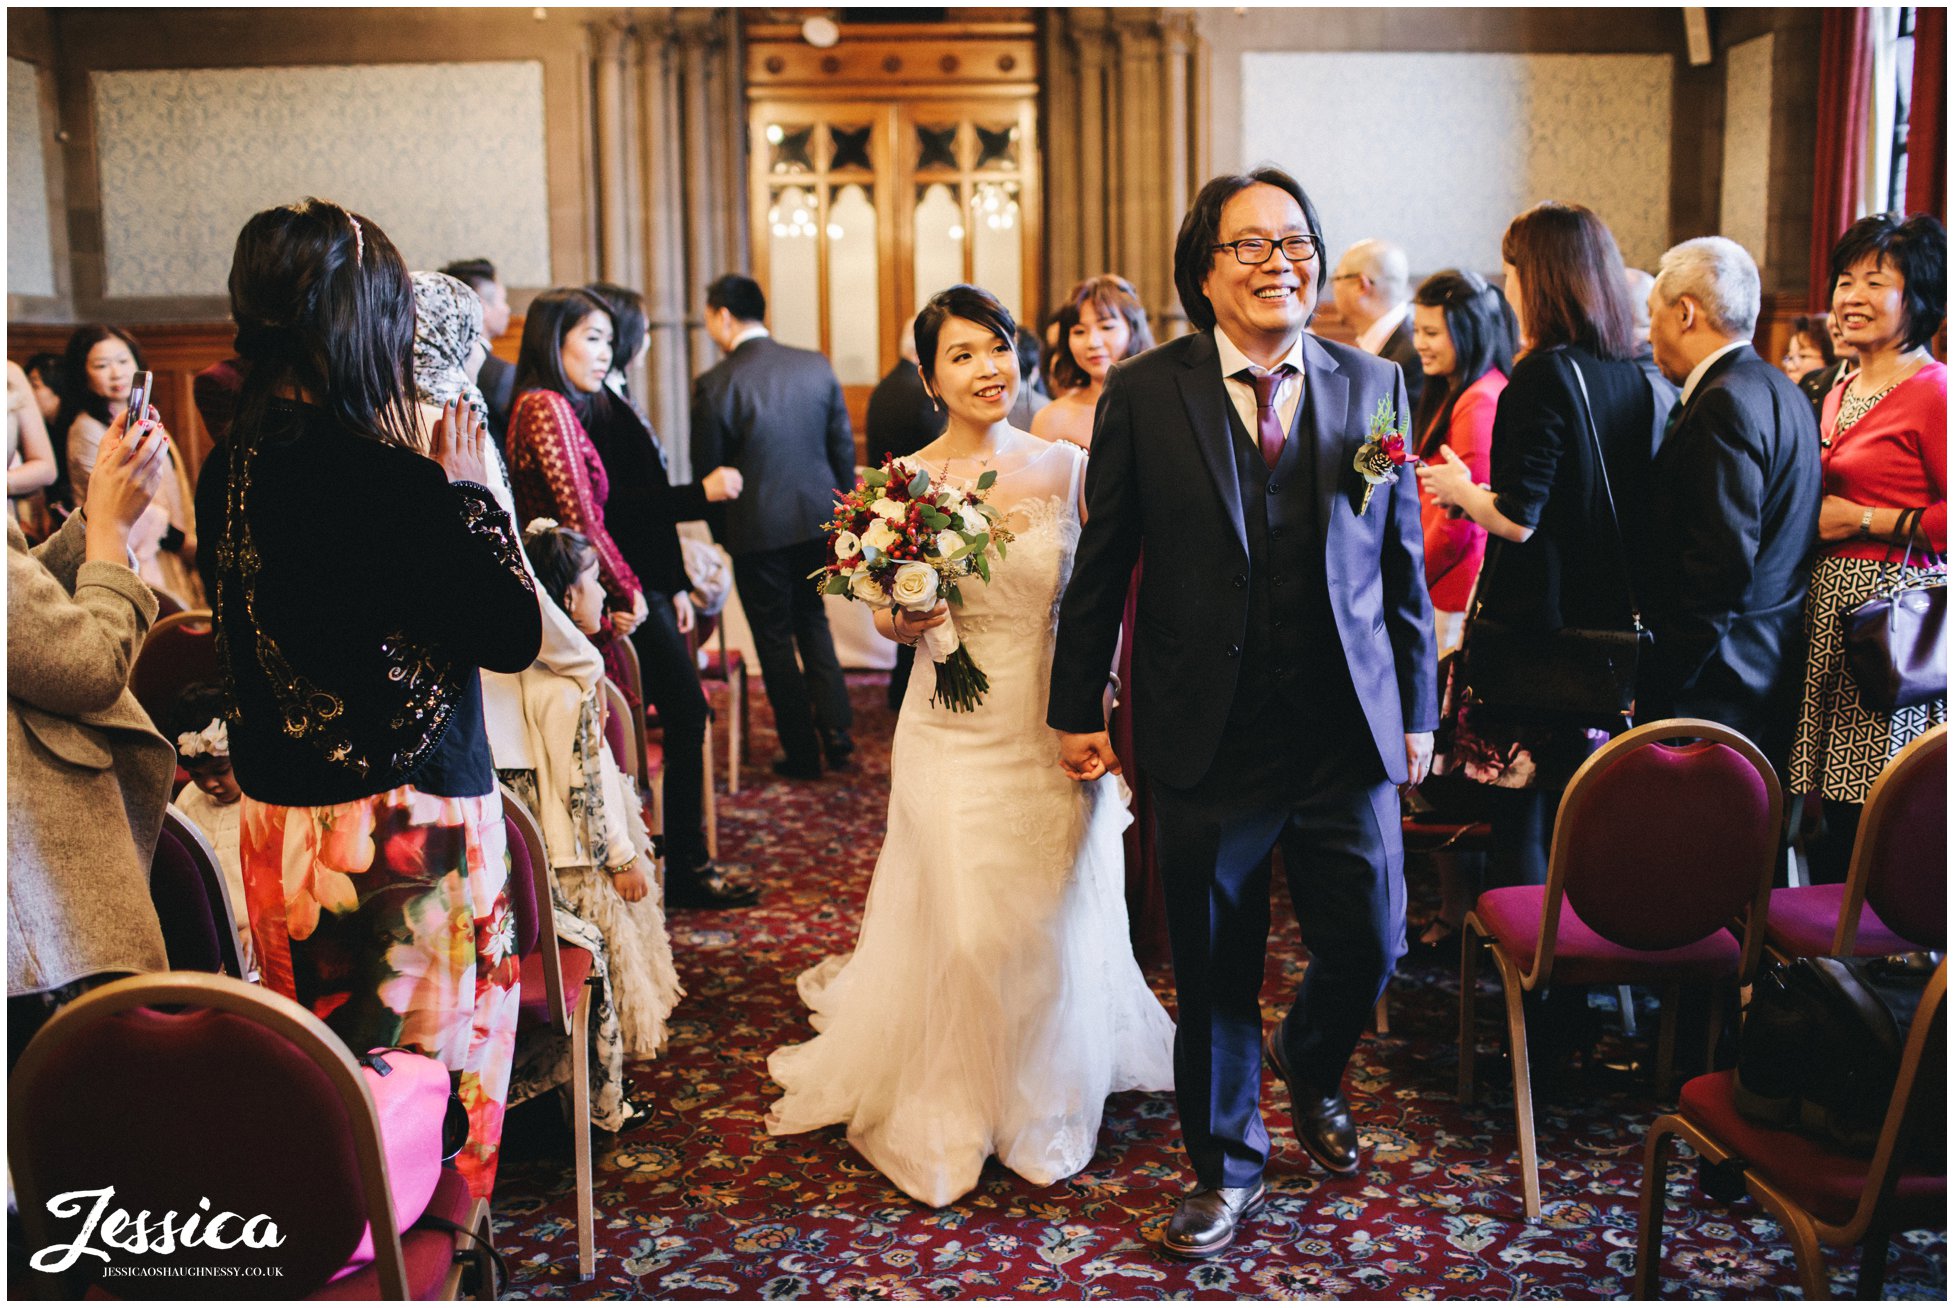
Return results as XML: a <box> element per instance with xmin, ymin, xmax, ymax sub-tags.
<box><xmin>600</xmin><ymin>676</ymin><xmax>645</xmax><ymax>788</ymax></box>
<box><xmin>1537</xmin><ymin>719</ymin><xmax>1782</xmax><ymax>984</ymax></box>
<box><xmin>10</xmin><ymin>972</ymin><xmax>410</xmax><ymax>1298</ymax></box>
<box><xmin>499</xmin><ymin>784</ymin><xmax>569</xmax><ymax>1032</ymax></box>
<box><xmin>150</xmin><ymin>804</ymin><xmax>247</xmax><ymax>977</ymax></box>
<box><xmin>130</xmin><ymin>608</ymin><xmax>219</xmax><ymax>724</ymax></box>
<box><xmin>608</xmin><ymin>628</ymin><xmax>645</xmax><ymax>707</ymax></box>
<box><xmin>1838</xmin><ymin>725</ymin><xmax>1947</xmax><ymax>954</ymax></box>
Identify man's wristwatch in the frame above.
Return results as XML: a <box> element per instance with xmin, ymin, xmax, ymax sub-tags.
<box><xmin>1858</xmin><ymin>507</ymin><xmax>1876</xmax><ymax>540</ymax></box>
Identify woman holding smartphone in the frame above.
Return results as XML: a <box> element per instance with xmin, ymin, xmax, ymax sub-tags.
<box><xmin>54</xmin><ymin>325</ymin><xmax>201</xmax><ymax>608</ymax></box>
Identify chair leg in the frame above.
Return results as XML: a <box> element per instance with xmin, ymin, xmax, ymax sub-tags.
<box><xmin>570</xmin><ymin>986</ymin><xmax>595</xmax><ymax>1281</ymax></box>
<box><xmin>725</xmin><ymin>681</ymin><xmax>742</xmax><ymax>796</ymax></box>
<box><xmin>1373</xmin><ymin>993</ymin><xmax>1390</xmax><ymax>1035</ymax></box>
<box><xmin>1632</xmin><ymin>1115</ymin><xmax>1679</xmax><ymax>1299</ymax></box>
<box><xmin>1783</xmin><ymin>1206</ymin><xmax>1834</xmax><ymax>1300</ymax></box>
<box><xmin>1702</xmin><ymin>982</ymin><xmax>1726</xmax><ymax>1074</ymax></box>
<box><xmin>1491</xmin><ymin>950</ymin><xmax>1542</xmax><ymax>1221</ymax></box>
<box><xmin>1656</xmin><ymin>983</ymin><xmax>1681</xmax><ymax>1099</ymax></box>
<box><xmin>1458</xmin><ymin>921</ymin><xmax>1482</xmax><ymax>1103</ymax></box>
<box><xmin>702</xmin><ymin>728</ymin><xmax>719</xmax><ymax>861</ymax></box>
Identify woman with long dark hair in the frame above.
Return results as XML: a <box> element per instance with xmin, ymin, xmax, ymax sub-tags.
<box><xmin>54</xmin><ymin>324</ymin><xmax>202</xmax><ymax>606</ymax></box>
<box><xmin>508</xmin><ymin>285</ymin><xmax>754</xmax><ymax>909</ymax></box>
<box><xmin>195</xmin><ymin>198</ymin><xmax>542</xmax><ymax>1199</ymax></box>
<box><xmin>1410</xmin><ymin>270</ymin><xmax>1516</xmax><ymax>652</ymax></box>
<box><xmin>1418</xmin><ymin>201</ymin><xmax>1660</xmax><ymax>887</ymax></box>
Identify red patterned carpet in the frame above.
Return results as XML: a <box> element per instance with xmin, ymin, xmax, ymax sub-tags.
<box><xmin>490</xmin><ymin>673</ymin><xmax>1945</xmax><ymax>1300</ymax></box>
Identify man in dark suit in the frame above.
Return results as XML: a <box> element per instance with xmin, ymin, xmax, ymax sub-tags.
<box><xmin>865</xmin><ymin>320</ymin><xmax>945</xmax><ymax>710</ymax></box>
<box><xmin>440</xmin><ymin>259</ymin><xmax>518</xmax><ymax>448</ymax></box>
<box><xmin>1049</xmin><ymin>169</ymin><xmax>1438</xmax><ymax>1258</ymax></box>
<box><xmin>1331</xmin><ymin>237</ymin><xmax>1423</xmax><ymax>415</ymax></box>
<box><xmin>691</xmin><ymin>274</ymin><xmax>857</xmax><ymax>779</ymax></box>
<box><xmin>1643</xmin><ymin>236</ymin><xmax>1821</xmax><ymax>769</ymax></box>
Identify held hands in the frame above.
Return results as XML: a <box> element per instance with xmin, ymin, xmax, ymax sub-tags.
<box><xmin>702</xmin><ymin>466</ymin><xmax>743</xmax><ymax>503</ymax></box>
<box><xmin>1404</xmin><ymin>731</ymin><xmax>1434</xmax><ymax>787</ymax></box>
<box><xmin>1058</xmin><ymin>730</ymin><xmax>1123</xmax><ymax>783</ymax></box>
<box><xmin>890</xmin><ymin>601</ymin><xmax>949</xmax><ymax>646</ymax></box>
<box><xmin>429</xmin><ymin>397</ymin><xmax>489</xmax><ymax>485</ymax></box>
<box><xmin>84</xmin><ymin>406</ymin><xmax>169</xmax><ymax>563</ymax></box>
<box><xmin>672</xmin><ymin>589</ymin><xmax>696</xmax><ymax>634</ymax></box>
<box><xmin>1817</xmin><ymin>494</ymin><xmax>1870</xmax><ymax>543</ymax></box>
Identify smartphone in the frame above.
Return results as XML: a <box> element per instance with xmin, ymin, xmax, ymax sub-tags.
<box><xmin>126</xmin><ymin>370</ymin><xmax>154</xmax><ymax>429</ymax></box>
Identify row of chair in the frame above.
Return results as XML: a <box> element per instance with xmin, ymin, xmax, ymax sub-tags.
<box><xmin>1447</xmin><ymin>717</ymin><xmax>1944</xmax><ymax>1297</ymax></box>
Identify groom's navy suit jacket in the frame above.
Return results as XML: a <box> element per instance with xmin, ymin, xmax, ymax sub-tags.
<box><xmin>1049</xmin><ymin>327</ymin><xmax>1438</xmax><ymax>789</ymax></box>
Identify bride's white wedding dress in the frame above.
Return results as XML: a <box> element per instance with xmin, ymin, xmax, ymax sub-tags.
<box><xmin>765</xmin><ymin>435</ymin><xmax>1176</xmax><ymax>1207</ymax></box>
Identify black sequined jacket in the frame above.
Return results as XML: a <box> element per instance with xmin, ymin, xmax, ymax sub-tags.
<box><xmin>195</xmin><ymin>400</ymin><xmax>541</xmax><ymax>805</ymax></box>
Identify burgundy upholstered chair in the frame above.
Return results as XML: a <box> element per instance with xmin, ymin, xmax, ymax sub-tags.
<box><xmin>129</xmin><ymin>608</ymin><xmax>220</xmax><ymax>726</ymax></box>
<box><xmin>149</xmin><ymin>804</ymin><xmax>247</xmax><ymax>978</ymax></box>
<box><xmin>10</xmin><ymin>972</ymin><xmax>487</xmax><ymax>1300</ymax></box>
<box><xmin>1764</xmin><ymin>724</ymin><xmax>1946</xmax><ymax>965</ymax></box>
<box><xmin>500</xmin><ymin>785</ymin><xmax>597</xmax><ymax>1280</ymax></box>
<box><xmin>1458</xmin><ymin>719</ymin><xmax>1783</xmax><ymax>1222</ymax></box>
<box><xmin>1634</xmin><ymin>960</ymin><xmax>1946</xmax><ymax>1299</ymax></box>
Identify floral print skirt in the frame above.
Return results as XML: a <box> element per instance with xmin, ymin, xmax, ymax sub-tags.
<box><xmin>240</xmin><ymin>786</ymin><xmax>520</xmax><ymax>1200</ymax></box>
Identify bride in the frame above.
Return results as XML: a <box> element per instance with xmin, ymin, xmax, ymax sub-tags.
<box><xmin>765</xmin><ymin>285</ymin><xmax>1175</xmax><ymax>1207</ymax></box>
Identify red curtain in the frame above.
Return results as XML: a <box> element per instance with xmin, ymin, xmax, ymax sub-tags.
<box><xmin>1810</xmin><ymin>7</ymin><xmax>1873</xmax><ymax>310</ymax></box>
<box><xmin>1906</xmin><ymin>6</ymin><xmax>1946</xmax><ymax>224</ymax></box>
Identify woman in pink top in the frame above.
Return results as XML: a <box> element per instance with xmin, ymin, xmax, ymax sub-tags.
<box><xmin>1789</xmin><ymin>213</ymin><xmax>1946</xmax><ymax>883</ymax></box>
<box><xmin>1409</xmin><ymin>269</ymin><xmax>1517</xmax><ymax>652</ymax></box>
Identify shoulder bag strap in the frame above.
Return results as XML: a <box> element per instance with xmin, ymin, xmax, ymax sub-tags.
<box><xmin>1559</xmin><ymin>352</ymin><xmax>1646</xmax><ymax>633</ymax></box>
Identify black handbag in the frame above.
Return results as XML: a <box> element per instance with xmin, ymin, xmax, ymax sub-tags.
<box><xmin>1733</xmin><ymin>952</ymin><xmax>1943</xmax><ymax>1159</ymax></box>
<box><xmin>1842</xmin><ymin>506</ymin><xmax>1947</xmax><ymax>713</ymax></box>
<box><xmin>1461</xmin><ymin>353</ymin><xmax>1651</xmax><ymax>726</ymax></box>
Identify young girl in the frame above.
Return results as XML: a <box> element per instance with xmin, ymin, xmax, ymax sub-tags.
<box><xmin>502</xmin><ymin>517</ymin><xmax>685</xmax><ymax>1132</ymax></box>
<box><xmin>167</xmin><ymin>682</ymin><xmax>255</xmax><ymax>979</ymax></box>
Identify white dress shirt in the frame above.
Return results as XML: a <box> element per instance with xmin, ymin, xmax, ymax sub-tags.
<box><xmin>1356</xmin><ymin>300</ymin><xmax>1410</xmax><ymax>356</ymax></box>
<box><xmin>731</xmin><ymin>324</ymin><xmax>771</xmax><ymax>350</ymax></box>
<box><xmin>1679</xmin><ymin>339</ymin><xmax>1747</xmax><ymax>407</ymax></box>
<box><xmin>1214</xmin><ymin>327</ymin><xmax>1307</xmax><ymax>450</ymax></box>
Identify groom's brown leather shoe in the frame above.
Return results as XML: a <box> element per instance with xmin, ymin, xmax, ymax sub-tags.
<box><xmin>1160</xmin><ymin>1182</ymin><xmax>1266</xmax><ymax>1259</ymax></box>
<box><xmin>1263</xmin><ymin>1024</ymin><xmax>1360</xmax><ymax>1175</ymax></box>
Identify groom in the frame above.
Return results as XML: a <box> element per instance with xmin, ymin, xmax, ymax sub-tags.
<box><xmin>1049</xmin><ymin>167</ymin><xmax>1437</xmax><ymax>1258</ymax></box>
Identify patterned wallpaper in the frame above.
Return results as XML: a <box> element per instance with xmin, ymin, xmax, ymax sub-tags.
<box><xmin>1720</xmin><ymin>35</ymin><xmax>1774</xmax><ymax>272</ymax></box>
<box><xmin>93</xmin><ymin>62</ymin><xmax>552</xmax><ymax>299</ymax></box>
<box><xmin>1241</xmin><ymin>52</ymin><xmax>1673</xmax><ymax>273</ymax></box>
<box><xmin>10</xmin><ymin>57</ymin><xmax>57</xmax><ymax>298</ymax></box>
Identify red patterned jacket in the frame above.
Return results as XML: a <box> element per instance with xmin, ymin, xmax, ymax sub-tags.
<box><xmin>507</xmin><ymin>388</ymin><xmax>644</xmax><ymax>609</ymax></box>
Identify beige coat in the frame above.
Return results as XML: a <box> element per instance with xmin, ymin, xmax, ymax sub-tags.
<box><xmin>8</xmin><ymin>514</ymin><xmax>174</xmax><ymax>995</ymax></box>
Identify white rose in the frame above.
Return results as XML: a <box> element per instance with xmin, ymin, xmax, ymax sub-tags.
<box><xmin>958</xmin><ymin>507</ymin><xmax>985</xmax><ymax>533</ymax></box>
<box><xmin>862</xmin><ymin>519</ymin><xmax>898</xmax><ymax>553</ymax></box>
<box><xmin>933</xmin><ymin>529</ymin><xmax>964</xmax><ymax>559</ymax></box>
<box><xmin>870</xmin><ymin>497</ymin><xmax>905</xmax><ymax>521</ymax></box>
<box><xmin>833</xmin><ymin>530</ymin><xmax>862</xmax><ymax>561</ymax></box>
<box><xmin>849</xmin><ymin>570</ymin><xmax>891</xmax><ymax>607</ymax></box>
<box><xmin>890</xmin><ymin>562</ymin><xmax>939</xmax><ymax>609</ymax></box>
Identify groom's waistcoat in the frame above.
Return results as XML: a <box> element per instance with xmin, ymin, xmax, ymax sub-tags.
<box><xmin>1224</xmin><ymin>391</ymin><xmax>1360</xmax><ymax>728</ymax></box>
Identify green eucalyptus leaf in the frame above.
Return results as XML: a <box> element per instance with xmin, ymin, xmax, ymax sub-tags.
<box><xmin>908</xmin><ymin>469</ymin><xmax>930</xmax><ymax>498</ymax></box>
<box><xmin>863</xmin><ymin>468</ymin><xmax>888</xmax><ymax>487</ymax></box>
<box><xmin>976</xmin><ymin>469</ymin><xmax>998</xmax><ymax>491</ymax></box>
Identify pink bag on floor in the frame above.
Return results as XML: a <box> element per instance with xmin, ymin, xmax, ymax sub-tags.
<box><xmin>335</xmin><ymin>1047</ymin><xmax>467</xmax><ymax>1276</ymax></box>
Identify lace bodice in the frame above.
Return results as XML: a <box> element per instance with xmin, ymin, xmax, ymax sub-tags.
<box><xmin>924</xmin><ymin>437</ymin><xmax>1085</xmax><ymax>653</ymax></box>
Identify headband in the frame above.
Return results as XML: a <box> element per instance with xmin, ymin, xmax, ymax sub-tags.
<box><xmin>176</xmin><ymin>717</ymin><xmax>230</xmax><ymax>759</ymax></box>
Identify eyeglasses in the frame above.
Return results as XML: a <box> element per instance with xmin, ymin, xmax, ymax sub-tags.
<box><xmin>1212</xmin><ymin>235</ymin><xmax>1320</xmax><ymax>266</ymax></box>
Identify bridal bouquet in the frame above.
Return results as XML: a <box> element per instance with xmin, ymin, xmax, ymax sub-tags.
<box><xmin>812</xmin><ymin>455</ymin><xmax>1014</xmax><ymax>711</ymax></box>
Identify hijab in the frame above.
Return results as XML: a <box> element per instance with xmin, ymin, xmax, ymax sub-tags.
<box><xmin>410</xmin><ymin>271</ymin><xmax>490</xmax><ymax>426</ymax></box>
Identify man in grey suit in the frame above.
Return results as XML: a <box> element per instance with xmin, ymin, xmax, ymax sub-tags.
<box><xmin>691</xmin><ymin>275</ymin><xmax>857</xmax><ymax>779</ymax></box>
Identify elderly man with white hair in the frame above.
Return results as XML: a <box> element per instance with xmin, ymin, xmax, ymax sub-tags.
<box><xmin>1331</xmin><ymin>237</ymin><xmax>1424</xmax><ymax>412</ymax></box>
<box><xmin>1642</xmin><ymin>235</ymin><xmax>1821</xmax><ymax>768</ymax></box>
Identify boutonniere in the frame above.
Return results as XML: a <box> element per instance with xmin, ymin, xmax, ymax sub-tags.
<box><xmin>1353</xmin><ymin>396</ymin><xmax>1415</xmax><ymax>515</ymax></box>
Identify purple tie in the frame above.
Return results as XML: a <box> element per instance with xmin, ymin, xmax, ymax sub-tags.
<box><xmin>1239</xmin><ymin>365</ymin><xmax>1294</xmax><ymax>471</ymax></box>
